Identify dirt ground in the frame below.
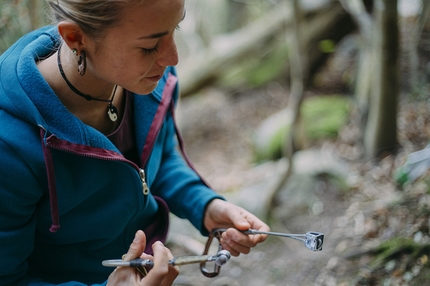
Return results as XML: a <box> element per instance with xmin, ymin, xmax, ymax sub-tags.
<box><xmin>166</xmin><ymin>17</ymin><xmax>430</xmax><ymax>286</ymax></box>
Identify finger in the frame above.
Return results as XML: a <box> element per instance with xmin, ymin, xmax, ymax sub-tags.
<box><xmin>145</xmin><ymin>241</ymin><xmax>170</xmax><ymax>285</ymax></box>
<box><xmin>160</xmin><ymin>247</ymin><xmax>179</xmax><ymax>286</ymax></box>
<box><xmin>225</xmin><ymin>229</ymin><xmax>257</xmax><ymax>248</ymax></box>
<box><xmin>123</xmin><ymin>230</ymin><xmax>147</xmax><ymax>261</ymax></box>
<box><xmin>205</xmin><ymin>200</ymin><xmax>251</xmax><ymax>231</ymax></box>
<box><xmin>235</xmin><ymin>211</ymin><xmax>271</xmax><ymax>243</ymax></box>
<box><xmin>221</xmin><ymin>229</ymin><xmax>254</xmax><ymax>256</ymax></box>
<box><xmin>220</xmin><ymin>235</ymin><xmax>250</xmax><ymax>257</ymax></box>
<box><xmin>220</xmin><ymin>244</ymin><xmax>241</xmax><ymax>257</ymax></box>
<box><xmin>226</xmin><ymin>206</ymin><xmax>251</xmax><ymax>231</ymax></box>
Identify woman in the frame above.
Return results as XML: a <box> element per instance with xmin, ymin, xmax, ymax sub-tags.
<box><xmin>0</xmin><ymin>0</ymin><xmax>269</xmax><ymax>285</ymax></box>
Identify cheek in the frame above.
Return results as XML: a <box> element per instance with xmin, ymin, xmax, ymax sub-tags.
<box><xmin>115</xmin><ymin>53</ymin><xmax>153</xmax><ymax>76</ymax></box>
<box><xmin>92</xmin><ymin>49</ymin><xmax>155</xmax><ymax>90</ymax></box>
<box><xmin>104</xmin><ymin>57</ymin><xmax>139</xmax><ymax>82</ymax></box>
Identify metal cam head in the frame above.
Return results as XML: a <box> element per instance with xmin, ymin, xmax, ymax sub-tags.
<box><xmin>304</xmin><ymin>232</ymin><xmax>324</xmax><ymax>251</ymax></box>
<box><xmin>215</xmin><ymin>250</ymin><xmax>231</xmax><ymax>266</ymax></box>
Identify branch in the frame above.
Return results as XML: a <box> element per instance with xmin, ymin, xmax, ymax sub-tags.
<box><xmin>269</xmin><ymin>0</ymin><xmax>306</xmax><ymax>199</ymax></box>
<box><xmin>338</xmin><ymin>0</ymin><xmax>372</xmax><ymax>41</ymax></box>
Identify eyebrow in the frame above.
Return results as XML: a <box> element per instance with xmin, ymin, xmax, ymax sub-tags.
<box><xmin>137</xmin><ymin>10</ymin><xmax>186</xmax><ymax>40</ymax></box>
<box><xmin>139</xmin><ymin>31</ymin><xmax>169</xmax><ymax>39</ymax></box>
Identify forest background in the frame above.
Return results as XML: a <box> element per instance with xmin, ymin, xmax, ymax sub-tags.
<box><xmin>2</xmin><ymin>0</ymin><xmax>430</xmax><ymax>285</ymax></box>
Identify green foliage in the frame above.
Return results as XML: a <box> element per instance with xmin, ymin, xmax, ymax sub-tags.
<box><xmin>351</xmin><ymin>237</ymin><xmax>430</xmax><ymax>285</ymax></box>
<box><xmin>369</xmin><ymin>238</ymin><xmax>427</xmax><ymax>268</ymax></box>
<box><xmin>318</xmin><ymin>39</ymin><xmax>336</xmax><ymax>53</ymax></box>
<box><xmin>300</xmin><ymin>95</ymin><xmax>351</xmax><ymax>141</ymax></box>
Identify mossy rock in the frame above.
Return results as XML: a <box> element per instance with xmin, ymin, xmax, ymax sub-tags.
<box><xmin>369</xmin><ymin>238</ymin><xmax>430</xmax><ymax>269</ymax></box>
<box><xmin>253</xmin><ymin>95</ymin><xmax>351</xmax><ymax>162</ymax></box>
<box><xmin>351</xmin><ymin>237</ymin><xmax>430</xmax><ymax>285</ymax></box>
<box><xmin>298</xmin><ymin>95</ymin><xmax>351</xmax><ymax>143</ymax></box>
<box><xmin>253</xmin><ymin>108</ymin><xmax>292</xmax><ymax>163</ymax></box>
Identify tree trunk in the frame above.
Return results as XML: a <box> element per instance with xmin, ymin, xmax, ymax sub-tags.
<box><xmin>226</xmin><ymin>0</ymin><xmax>248</xmax><ymax>32</ymax></box>
<box><xmin>338</xmin><ymin>0</ymin><xmax>371</xmax><ymax>110</ymax></box>
<box><xmin>408</xmin><ymin>0</ymin><xmax>430</xmax><ymax>95</ymax></box>
<box><xmin>364</xmin><ymin>0</ymin><xmax>399</xmax><ymax>158</ymax></box>
<box><xmin>269</xmin><ymin>0</ymin><xmax>307</xmax><ymax>201</ymax></box>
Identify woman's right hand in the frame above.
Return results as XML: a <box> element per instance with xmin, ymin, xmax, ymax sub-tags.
<box><xmin>107</xmin><ymin>230</ymin><xmax>179</xmax><ymax>286</ymax></box>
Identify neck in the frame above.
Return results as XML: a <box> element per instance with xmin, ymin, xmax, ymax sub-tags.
<box><xmin>57</xmin><ymin>43</ymin><xmax>119</xmax><ymax>124</ymax></box>
<box><xmin>37</xmin><ymin>44</ymin><xmax>125</xmax><ymax>133</ymax></box>
<box><xmin>57</xmin><ymin>43</ymin><xmax>115</xmax><ymax>103</ymax></box>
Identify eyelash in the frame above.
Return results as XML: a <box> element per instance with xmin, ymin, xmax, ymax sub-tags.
<box><xmin>142</xmin><ymin>45</ymin><xmax>159</xmax><ymax>55</ymax></box>
<box><xmin>141</xmin><ymin>25</ymin><xmax>181</xmax><ymax>55</ymax></box>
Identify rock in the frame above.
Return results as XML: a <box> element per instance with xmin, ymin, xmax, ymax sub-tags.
<box><xmin>253</xmin><ymin>108</ymin><xmax>292</xmax><ymax>162</ymax></box>
<box><xmin>253</xmin><ymin>96</ymin><xmax>351</xmax><ymax>162</ymax></box>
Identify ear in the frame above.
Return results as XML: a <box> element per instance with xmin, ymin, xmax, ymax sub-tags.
<box><xmin>57</xmin><ymin>21</ymin><xmax>86</xmax><ymax>52</ymax></box>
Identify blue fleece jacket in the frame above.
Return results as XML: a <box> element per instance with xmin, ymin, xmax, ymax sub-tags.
<box><xmin>0</xmin><ymin>26</ymin><xmax>223</xmax><ymax>285</ymax></box>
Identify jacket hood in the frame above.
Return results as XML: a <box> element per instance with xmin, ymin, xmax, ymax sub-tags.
<box><xmin>0</xmin><ymin>27</ymin><xmax>59</xmax><ymax>121</ymax></box>
<box><xmin>0</xmin><ymin>26</ymin><xmax>85</xmax><ymax>139</ymax></box>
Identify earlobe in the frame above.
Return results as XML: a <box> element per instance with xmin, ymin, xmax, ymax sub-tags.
<box><xmin>57</xmin><ymin>21</ymin><xmax>84</xmax><ymax>51</ymax></box>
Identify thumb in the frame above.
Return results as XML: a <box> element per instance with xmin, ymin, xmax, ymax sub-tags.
<box><xmin>229</xmin><ymin>208</ymin><xmax>251</xmax><ymax>231</ymax></box>
<box><xmin>123</xmin><ymin>230</ymin><xmax>147</xmax><ymax>261</ymax></box>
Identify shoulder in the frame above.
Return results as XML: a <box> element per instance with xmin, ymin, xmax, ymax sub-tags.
<box><xmin>0</xmin><ymin>110</ymin><xmax>42</xmax><ymax>157</ymax></box>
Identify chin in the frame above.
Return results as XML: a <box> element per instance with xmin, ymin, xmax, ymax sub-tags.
<box><xmin>134</xmin><ymin>81</ymin><xmax>159</xmax><ymax>95</ymax></box>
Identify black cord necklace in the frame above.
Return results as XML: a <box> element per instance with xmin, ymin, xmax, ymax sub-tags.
<box><xmin>57</xmin><ymin>44</ymin><xmax>119</xmax><ymax>122</ymax></box>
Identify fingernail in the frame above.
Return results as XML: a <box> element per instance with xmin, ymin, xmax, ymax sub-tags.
<box><xmin>134</xmin><ymin>233</ymin><xmax>140</xmax><ymax>243</ymax></box>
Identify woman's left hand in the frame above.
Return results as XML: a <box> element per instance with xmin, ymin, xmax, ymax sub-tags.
<box><xmin>203</xmin><ymin>199</ymin><xmax>270</xmax><ymax>256</ymax></box>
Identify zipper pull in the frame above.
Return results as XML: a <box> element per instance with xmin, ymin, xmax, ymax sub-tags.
<box><xmin>139</xmin><ymin>169</ymin><xmax>150</xmax><ymax>195</ymax></box>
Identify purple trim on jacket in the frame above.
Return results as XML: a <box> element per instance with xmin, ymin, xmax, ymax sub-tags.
<box><xmin>141</xmin><ymin>73</ymin><xmax>178</xmax><ymax>167</ymax></box>
<box><xmin>143</xmin><ymin>196</ymin><xmax>170</xmax><ymax>254</ymax></box>
<box><xmin>40</xmin><ymin>128</ymin><xmax>60</xmax><ymax>233</ymax></box>
<box><xmin>41</xmin><ymin>130</ymin><xmax>141</xmax><ymax>233</ymax></box>
<box><xmin>39</xmin><ymin>74</ymin><xmax>182</xmax><ymax>241</ymax></box>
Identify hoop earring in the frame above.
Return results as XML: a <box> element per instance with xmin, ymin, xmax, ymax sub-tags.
<box><xmin>77</xmin><ymin>50</ymin><xmax>86</xmax><ymax>76</ymax></box>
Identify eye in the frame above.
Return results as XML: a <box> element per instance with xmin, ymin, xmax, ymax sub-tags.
<box><xmin>142</xmin><ymin>44</ymin><xmax>159</xmax><ymax>55</ymax></box>
<box><xmin>176</xmin><ymin>24</ymin><xmax>181</xmax><ymax>31</ymax></box>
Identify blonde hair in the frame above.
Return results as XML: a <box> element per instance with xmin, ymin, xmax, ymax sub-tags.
<box><xmin>47</xmin><ymin>0</ymin><xmax>136</xmax><ymax>39</ymax></box>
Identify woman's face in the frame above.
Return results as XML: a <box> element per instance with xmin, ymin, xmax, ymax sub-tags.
<box><xmin>84</xmin><ymin>0</ymin><xmax>185</xmax><ymax>95</ymax></box>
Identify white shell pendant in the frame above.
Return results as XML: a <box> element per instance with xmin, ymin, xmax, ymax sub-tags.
<box><xmin>107</xmin><ymin>105</ymin><xmax>118</xmax><ymax>122</ymax></box>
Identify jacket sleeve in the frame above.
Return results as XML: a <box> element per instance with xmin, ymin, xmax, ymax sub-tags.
<box><xmin>0</xmin><ymin>138</ymin><xmax>108</xmax><ymax>286</ymax></box>
<box><xmin>149</xmin><ymin>104</ymin><xmax>224</xmax><ymax>236</ymax></box>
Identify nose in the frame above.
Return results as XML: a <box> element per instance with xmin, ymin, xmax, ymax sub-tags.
<box><xmin>156</xmin><ymin>35</ymin><xmax>179</xmax><ymax>67</ymax></box>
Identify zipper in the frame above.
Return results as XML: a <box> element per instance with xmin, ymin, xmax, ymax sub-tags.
<box><xmin>139</xmin><ymin>169</ymin><xmax>150</xmax><ymax>195</ymax></box>
<box><xmin>44</xmin><ymin>133</ymin><xmax>151</xmax><ymax>196</ymax></box>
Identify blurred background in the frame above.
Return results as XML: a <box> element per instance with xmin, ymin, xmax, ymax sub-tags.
<box><xmin>2</xmin><ymin>0</ymin><xmax>430</xmax><ymax>285</ymax></box>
